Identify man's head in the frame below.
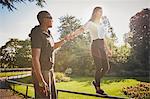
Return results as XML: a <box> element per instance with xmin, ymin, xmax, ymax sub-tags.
<box><xmin>37</xmin><ymin>11</ymin><xmax>53</xmax><ymax>28</ymax></box>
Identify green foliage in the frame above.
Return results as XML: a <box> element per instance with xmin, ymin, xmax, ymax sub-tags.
<box><xmin>110</xmin><ymin>45</ymin><xmax>131</xmax><ymax>64</ymax></box>
<box><xmin>58</xmin><ymin>15</ymin><xmax>81</xmax><ymax>38</ymax></box>
<box><xmin>0</xmin><ymin>71</ymin><xmax>31</xmax><ymax>77</ymax></box>
<box><xmin>14</xmin><ymin>39</ymin><xmax>32</xmax><ymax>67</ymax></box>
<box><xmin>0</xmin><ymin>0</ymin><xmax>46</xmax><ymax>11</ymax></box>
<box><xmin>122</xmin><ymin>82</ymin><xmax>150</xmax><ymax>99</ymax></box>
<box><xmin>105</xmin><ymin>28</ymin><xmax>132</xmax><ymax>77</ymax></box>
<box><xmin>11</xmin><ymin>84</ymin><xmax>34</xmax><ymax>98</ymax></box>
<box><xmin>118</xmin><ymin>8</ymin><xmax>150</xmax><ymax>77</ymax></box>
<box><xmin>129</xmin><ymin>8</ymin><xmax>150</xmax><ymax>67</ymax></box>
<box><xmin>0</xmin><ymin>38</ymin><xmax>31</xmax><ymax>68</ymax></box>
<box><xmin>55</xmin><ymin>15</ymin><xmax>93</xmax><ymax>76</ymax></box>
<box><xmin>64</xmin><ymin>68</ymin><xmax>72</xmax><ymax>76</ymax></box>
<box><xmin>55</xmin><ymin>15</ymin><xmax>134</xmax><ymax>76</ymax></box>
<box><xmin>55</xmin><ymin>72</ymin><xmax>71</xmax><ymax>82</ymax></box>
<box><xmin>0</xmin><ymin>39</ymin><xmax>19</xmax><ymax>68</ymax></box>
<box><xmin>11</xmin><ymin>77</ymin><xmax>148</xmax><ymax>99</ymax></box>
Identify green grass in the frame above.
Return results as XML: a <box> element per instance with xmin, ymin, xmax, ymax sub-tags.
<box><xmin>0</xmin><ymin>71</ymin><xmax>31</xmax><ymax>77</ymax></box>
<box><xmin>56</xmin><ymin>77</ymin><xmax>139</xmax><ymax>99</ymax></box>
<box><xmin>10</xmin><ymin>76</ymin><xmax>149</xmax><ymax>99</ymax></box>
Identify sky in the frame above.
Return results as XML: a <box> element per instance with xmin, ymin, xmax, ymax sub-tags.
<box><xmin>0</xmin><ymin>0</ymin><xmax>149</xmax><ymax>47</ymax></box>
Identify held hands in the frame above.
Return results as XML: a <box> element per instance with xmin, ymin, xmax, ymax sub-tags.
<box><xmin>63</xmin><ymin>33</ymin><xmax>76</xmax><ymax>41</ymax></box>
<box><xmin>63</xmin><ymin>27</ymin><xmax>84</xmax><ymax>42</ymax></box>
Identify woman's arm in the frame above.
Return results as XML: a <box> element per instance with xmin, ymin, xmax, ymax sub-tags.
<box><xmin>53</xmin><ymin>38</ymin><xmax>66</xmax><ymax>49</ymax></box>
<box><xmin>69</xmin><ymin>26</ymin><xmax>85</xmax><ymax>39</ymax></box>
<box><xmin>104</xmin><ymin>39</ymin><xmax>112</xmax><ymax>57</ymax></box>
<box><xmin>53</xmin><ymin>24</ymin><xmax>87</xmax><ymax>48</ymax></box>
<box><xmin>71</xmin><ymin>27</ymin><xmax>84</xmax><ymax>36</ymax></box>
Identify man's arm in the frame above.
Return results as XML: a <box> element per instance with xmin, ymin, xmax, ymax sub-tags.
<box><xmin>53</xmin><ymin>27</ymin><xmax>85</xmax><ymax>49</ymax></box>
<box><xmin>32</xmin><ymin>48</ymin><xmax>46</xmax><ymax>83</ymax></box>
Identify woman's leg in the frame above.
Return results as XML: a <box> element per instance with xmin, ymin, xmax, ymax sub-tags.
<box><xmin>91</xmin><ymin>45</ymin><xmax>103</xmax><ymax>87</ymax></box>
<box><xmin>99</xmin><ymin>49</ymin><xmax>110</xmax><ymax>78</ymax></box>
<box><xmin>91</xmin><ymin>45</ymin><xmax>110</xmax><ymax>95</ymax></box>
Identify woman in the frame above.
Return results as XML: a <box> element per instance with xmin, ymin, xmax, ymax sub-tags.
<box><xmin>71</xmin><ymin>7</ymin><xmax>112</xmax><ymax>95</ymax></box>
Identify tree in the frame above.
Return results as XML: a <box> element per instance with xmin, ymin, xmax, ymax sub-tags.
<box><xmin>0</xmin><ymin>38</ymin><xmax>19</xmax><ymax>68</ymax></box>
<box><xmin>0</xmin><ymin>38</ymin><xmax>32</xmax><ymax>68</ymax></box>
<box><xmin>14</xmin><ymin>39</ymin><xmax>32</xmax><ymax>67</ymax></box>
<box><xmin>0</xmin><ymin>0</ymin><xmax>45</xmax><ymax>11</ymax></box>
<box><xmin>129</xmin><ymin>8</ymin><xmax>150</xmax><ymax>67</ymax></box>
<box><xmin>55</xmin><ymin>15</ymin><xmax>132</xmax><ymax>76</ymax></box>
<box><xmin>55</xmin><ymin>15</ymin><xmax>94</xmax><ymax>76</ymax></box>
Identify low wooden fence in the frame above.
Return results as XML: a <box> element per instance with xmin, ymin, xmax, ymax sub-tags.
<box><xmin>6</xmin><ymin>80</ymin><xmax>126</xmax><ymax>99</ymax></box>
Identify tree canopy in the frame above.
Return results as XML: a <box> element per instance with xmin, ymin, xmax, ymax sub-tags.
<box><xmin>129</xmin><ymin>8</ymin><xmax>150</xmax><ymax>67</ymax></box>
<box><xmin>0</xmin><ymin>0</ymin><xmax>45</xmax><ymax>11</ymax></box>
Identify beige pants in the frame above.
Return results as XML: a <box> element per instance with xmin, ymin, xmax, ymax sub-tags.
<box><xmin>33</xmin><ymin>69</ymin><xmax>57</xmax><ymax>99</ymax></box>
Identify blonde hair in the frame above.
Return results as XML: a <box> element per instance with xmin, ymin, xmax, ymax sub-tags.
<box><xmin>90</xmin><ymin>7</ymin><xmax>102</xmax><ymax>22</ymax></box>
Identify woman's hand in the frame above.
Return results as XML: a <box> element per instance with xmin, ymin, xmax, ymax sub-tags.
<box><xmin>107</xmin><ymin>49</ymin><xmax>112</xmax><ymax>58</ymax></box>
<box><xmin>63</xmin><ymin>26</ymin><xmax>84</xmax><ymax>42</ymax></box>
<box><xmin>64</xmin><ymin>33</ymin><xmax>75</xmax><ymax>41</ymax></box>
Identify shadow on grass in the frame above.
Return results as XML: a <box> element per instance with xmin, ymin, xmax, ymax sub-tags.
<box><xmin>15</xmin><ymin>76</ymin><xmax>33</xmax><ymax>84</ymax></box>
<box><xmin>16</xmin><ymin>76</ymin><xmax>149</xmax><ymax>86</ymax></box>
<box><xmin>71</xmin><ymin>76</ymin><xmax>150</xmax><ymax>84</ymax></box>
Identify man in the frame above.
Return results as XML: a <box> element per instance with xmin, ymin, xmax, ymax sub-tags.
<box><xmin>29</xmin><ymin>11</ymin><xmax>68</xmax><ymax>99</ymax></box>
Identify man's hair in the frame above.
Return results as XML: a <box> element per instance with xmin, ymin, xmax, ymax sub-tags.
<box><xmin>37</xmin><ymin>11</ymin><xmax>51</xmax><ymax>24</ymax></box>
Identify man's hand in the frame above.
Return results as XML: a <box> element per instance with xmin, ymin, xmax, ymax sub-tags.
<box><xmin>43</xmin><ymin>81</ymin><xmax>48</xmax><ymax>96</ymax></box>
<box><xmin>39</xmin><ymin>80</ymin><xmax>49</xmax><ymax>96</ymax></box>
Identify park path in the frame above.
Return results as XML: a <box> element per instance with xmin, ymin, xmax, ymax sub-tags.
<box><xmin>0</xmin><ymin>74</ymin><xmax>31</xmax><ymax>99</ymax></box>
<box><xmin>0</xmin><ymin>89</ymin><xmax>23</xmax><ymax>99</ymax></box>
<box><xmin>0</xmin><ymin>80</ymin><xmax>24</xmax><ymax>99</ymax></box>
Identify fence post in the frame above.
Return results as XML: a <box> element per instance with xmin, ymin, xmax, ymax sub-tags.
<box><xmin>13</xmin><ymin>83</ymin><xmax>15</xmax><ymax>95</ymax></box>
<box><xmin>25</xmin><ymin>85</ymin><xmax>28</xmax><ymax>99</ymax></box>
<box><xmin>57</xmin><ymin>90</ymin><xmax>58</xmax><ymax>95</ymax></box>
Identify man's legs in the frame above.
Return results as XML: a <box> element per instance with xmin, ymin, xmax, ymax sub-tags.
<box><xmin>32</xmin><ymin>73</ymin><xmax>49</xmax><ymax>99</ymax></box>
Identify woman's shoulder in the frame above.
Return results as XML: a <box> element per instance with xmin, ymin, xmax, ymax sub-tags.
<box><xmin>85</xmin><ymin>21</ymin><xmax>95</xmax><ymax>27</ymax></box>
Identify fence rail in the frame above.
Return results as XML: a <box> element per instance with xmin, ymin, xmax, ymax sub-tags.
<box><xmin>6</xmin><ymin>79</ymin><xmax>126</xmax><ymax>99</ymax></box>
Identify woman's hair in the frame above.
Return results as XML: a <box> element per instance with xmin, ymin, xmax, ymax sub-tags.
<box><xmin>89</xmin><ymin>7</ymin><xmax>102</xmax><ymax>22</ymax></box>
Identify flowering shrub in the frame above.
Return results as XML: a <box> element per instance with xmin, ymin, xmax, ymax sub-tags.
<box><xmin>55</xmin><ymin>72</ymin><xmax>71</xmax><ymax>82</ymax></box>
<box><xmin>122</xmin><ymin>82</ymin><xmax>150</xmax><ymax>99</ymax></box>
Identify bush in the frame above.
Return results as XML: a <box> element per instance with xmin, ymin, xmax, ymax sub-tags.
<box><xmin>65</xmin><ymin>68</ymin><xmax>72</xmax><ymax>76</ymax></box>
<box><xmin>61</xmin><ymin>77</ymin><xmax>71</xmax><ymax>82</ymax></box>
<box><xmin>122</xmin><ymin>82</ymin><xmax>150</xmax><ymax>99</ymax></box>
<box><xmin>55</xmin><ymin>72</ymin><xmax>71</xmax><ymax>82</ymax></box>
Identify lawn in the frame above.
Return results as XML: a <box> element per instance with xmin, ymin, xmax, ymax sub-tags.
<box><xmin>10</xmin><ymin>76</ymin><xmax>149</xmax><ymax>99</ymax></box>
<box><xmin>0</xmin><ymin>71</ymin><xmax>31</xmax><ymax>77</ymax></box>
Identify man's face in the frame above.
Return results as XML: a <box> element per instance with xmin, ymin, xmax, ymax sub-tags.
<box><xmin>43</xmin><ymin>15</ymin><xmax>53</xmax><ymax>28</ymax></box>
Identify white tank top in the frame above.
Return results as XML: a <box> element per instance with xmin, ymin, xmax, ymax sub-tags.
<box><xmin>83</xmin><ymin>16</ymin><xmax>110</xmax><ymax>42</ymax></box>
